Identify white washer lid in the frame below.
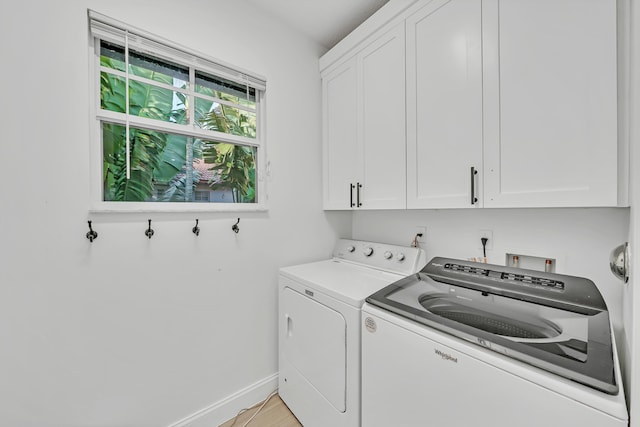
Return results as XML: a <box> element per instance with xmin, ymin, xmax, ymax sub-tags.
<box><xmin>280</xmin><ymin>259</ymin><xmax>405</xmax><ymax>307</ymax></box>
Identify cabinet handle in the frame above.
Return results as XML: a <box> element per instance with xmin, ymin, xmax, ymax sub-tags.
<box><xmin>357</xmin><ymin>182</ymin><xmax>363</xmax><ymax>207</ymax></box>
<box><xmin>470</xmin><ymin>167</ymin><xmax>478</xmax><ymax>205</ymax></box>
<box><xmin>350</xmin><ymin>183</ymin><xmax>355</xmax><ymax>207</ymax></box>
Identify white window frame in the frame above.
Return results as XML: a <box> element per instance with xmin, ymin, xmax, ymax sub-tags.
<box><xmin>87</xmin><ymin>10</ymin><xmax>268</xmax><ymax>213</ymax></box>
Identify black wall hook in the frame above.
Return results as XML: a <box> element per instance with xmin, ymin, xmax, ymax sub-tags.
<box><xmin>86</xmin><ymin>220</ymin><xmax>98</xmax><ymax>242</ymax></box>
<box><xmin>192</xmin><ymin>219</ymin><xmax>200</xmax><ymax>236</ymax></box>
<box><xmin>145</xmin><ymin>219</ymin><xmax>154</xmax><ymax>239</ymax></box>
<box><xmin>232</xmin><ymin>218</ymin><xmax>240</xmax><ymax>234</ymax></box>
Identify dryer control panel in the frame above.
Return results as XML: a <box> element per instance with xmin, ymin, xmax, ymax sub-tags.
<box><xmin>333</xmin><ymin>239</ymin><xmax>426</xmax><ymax>276</ymax></box>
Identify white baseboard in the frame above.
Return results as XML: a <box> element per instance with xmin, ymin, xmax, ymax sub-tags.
<box><xmin>167</xmin><ymin>373</ymin><xmax>279</xmax><ymax>427</ymax></box>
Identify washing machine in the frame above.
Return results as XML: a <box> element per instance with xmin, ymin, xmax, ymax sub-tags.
<box><xmin>362</xmin><ymin>257</ymin><xmax>628</xmax><ymax>426</ymax></box>
<box><xmin>278</xmin><ymin>239</ymin><xmax>426</xmax><ymax>427</ymax></box>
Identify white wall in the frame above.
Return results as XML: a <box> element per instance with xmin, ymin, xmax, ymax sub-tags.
<box><xmin>353</xmin><ymin>208</ymin><xmax>629</xmax><ymax>331</ymax></box>
<box><xmin>624</xmin><ymin>0</ymin><xmax>640</xmax><ymax>422</ymax></box>
<box><xmin>0</xmin><ymin>1</ymin><xmax>350</xmax><ymax>426</ymax></box>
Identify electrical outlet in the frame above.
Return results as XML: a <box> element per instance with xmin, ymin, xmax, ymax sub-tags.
<box><xmin>478</xmin><ymin>229</ymin><xmax>493</xmax><ymax>250</ymax></box>
<box><xmin>415</xmin><ymin>226</ymin><xmax>426</xmax><ymax>240</ymax></box>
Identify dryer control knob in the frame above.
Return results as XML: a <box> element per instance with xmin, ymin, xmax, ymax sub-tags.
<box><xmin>363</xmin><ymin>247</ymin><xmax>374</xmax><ymax>257</ymax></box>
<box><xmin>346</xmin><ymin>246</ymin><xmax>355</xmax><ymax>253</ymax></box>
<box><xmin>384</xmin><ymin>251</ymin><xmax>393</xmax><ymax>260</ymax></box>
<box><xmin>396</xmin><ymin>253</ymin><xmax>406</xmax><ymax>262</ymax></box>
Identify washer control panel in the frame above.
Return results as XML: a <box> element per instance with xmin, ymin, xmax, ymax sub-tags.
<box><xmin>333</xmin><ymin>239</ymin><xmax>426</xmax><ymax>275</ymax></box>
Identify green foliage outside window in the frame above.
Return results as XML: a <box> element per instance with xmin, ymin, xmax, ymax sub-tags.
<box><xmin>99</xmin><ymin>43</ymin><xmax>258</xmax><ymax>203</ymax></box>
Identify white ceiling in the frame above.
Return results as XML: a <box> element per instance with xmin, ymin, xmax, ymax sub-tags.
<box><xmin>244</xmin><ymin>0</ymin><xmax>391</xmax><ymax>50</ymax></box>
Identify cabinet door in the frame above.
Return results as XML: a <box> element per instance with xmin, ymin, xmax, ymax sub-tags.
<box><xmin>482</xmin><ymin>0</ymin><xmax>618</xmax><ymax>207</ymax></box>
<box><xmin>359</xmin><ymin>23</ymin><xmax>407</xmax><ymax>209</ymax></box>
<box><xmin>406</xmin><ymin>0</ymin><xmax>483</xmax><ymax>209</ymax></box>
<box><xmin>323</xmin><ymin>58</ymin><xmax>358</xmax><ymax>210</ymax></box>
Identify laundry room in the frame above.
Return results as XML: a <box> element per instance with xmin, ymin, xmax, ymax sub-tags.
<box><xmin>0</xmin><ymin>0</ymin><xmax>638</xmax><ymax>426</ymax></box>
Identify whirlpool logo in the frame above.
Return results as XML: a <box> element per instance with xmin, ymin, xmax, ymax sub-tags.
<box><xmin>434</xmin><ymin>349</ymin><xmax>458</xmax><ymax>363</ymax></box>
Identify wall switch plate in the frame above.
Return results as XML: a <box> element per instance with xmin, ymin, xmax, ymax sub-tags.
<box><xmin>478</xmin><ymin>230</ymin><xmax>493</xmax><ymax>250</ymax></box>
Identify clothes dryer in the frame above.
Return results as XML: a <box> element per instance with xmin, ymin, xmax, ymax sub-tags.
<box><xmin>278</xmin><ymin>239</ymin><xmax>426</xmax><ymax>427</ymax></box>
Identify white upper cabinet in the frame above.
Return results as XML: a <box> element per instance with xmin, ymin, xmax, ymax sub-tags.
<box><xmin>322</xmin><ymin>23</ymin><xmax>406</xmax><ymax>210</ymax></box>
<box><xmin>322</xmin><ymin>0</ymin><xmax>622</xmax><ymax>210</ymax></box>
<box><xmin>406</xmin><ymin>0</ymin><xmax>483</xmax><ymax>209</ymax></box>
<box><xmin>323</xmin><ymin>58</ymin><xmax>359</xmax><ymax>210</ymax></box>
<box><xmin>360</xmin><ymin>24</ymin><xmax>407</xmax><ymax>209</ymax></box>
<box><xmin>482</xmin><ymin>0</ymin><xmax>619</xmax><ymax>208</ymax></box>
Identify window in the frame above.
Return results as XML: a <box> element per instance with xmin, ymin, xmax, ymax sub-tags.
<box><xmin>88</xmin><ymin>11</ymin><xmax>266</xmax><ymax>211</ymax></box>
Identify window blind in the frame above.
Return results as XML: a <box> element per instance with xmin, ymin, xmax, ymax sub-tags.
<box><xmin>88</xmin><ymin>9</ymin><xmax>266</xmax><ymax>91</ymax></box>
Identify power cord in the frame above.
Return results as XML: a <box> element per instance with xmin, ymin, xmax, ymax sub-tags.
<box><xmin>227</xmin><ymin>389</ymin><xmax>279</xmax><ymax>427</ymax></box>
<box><xmin>411</xmin><ymin>233</ymin><xmax>423</xmax><ymax>248</ymax></box>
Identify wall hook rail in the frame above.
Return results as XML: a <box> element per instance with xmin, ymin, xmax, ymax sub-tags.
<box><xmin>145</xmin><ymin>219</ymin><xmax>154</xmax><ymax>239</ymax></box>
<box><xmin>86</xmin><ymin>220</ymin><xmax>98</xmax><ymax>242</ymax></box>
<box><xmin>192</xmin><ymin>219</ymin><xmax>200</xmax><ymax>236</ymax></box>
<box><xmin>232</xmin><ymin>218</ymin><xmax>240</xmax><ymax>234</ymax></box>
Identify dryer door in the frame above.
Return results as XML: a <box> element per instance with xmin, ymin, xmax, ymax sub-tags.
<box><xmin>281</xmin><ymin>287</ymin><xmax>347</xmax><ymax>412</ymax></box>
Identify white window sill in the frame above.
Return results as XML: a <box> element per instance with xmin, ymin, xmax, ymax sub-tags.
<box><xmin>89</xmin><ymin>201</ymin><xmax>268</xmax><ymax>213</ymax></box>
